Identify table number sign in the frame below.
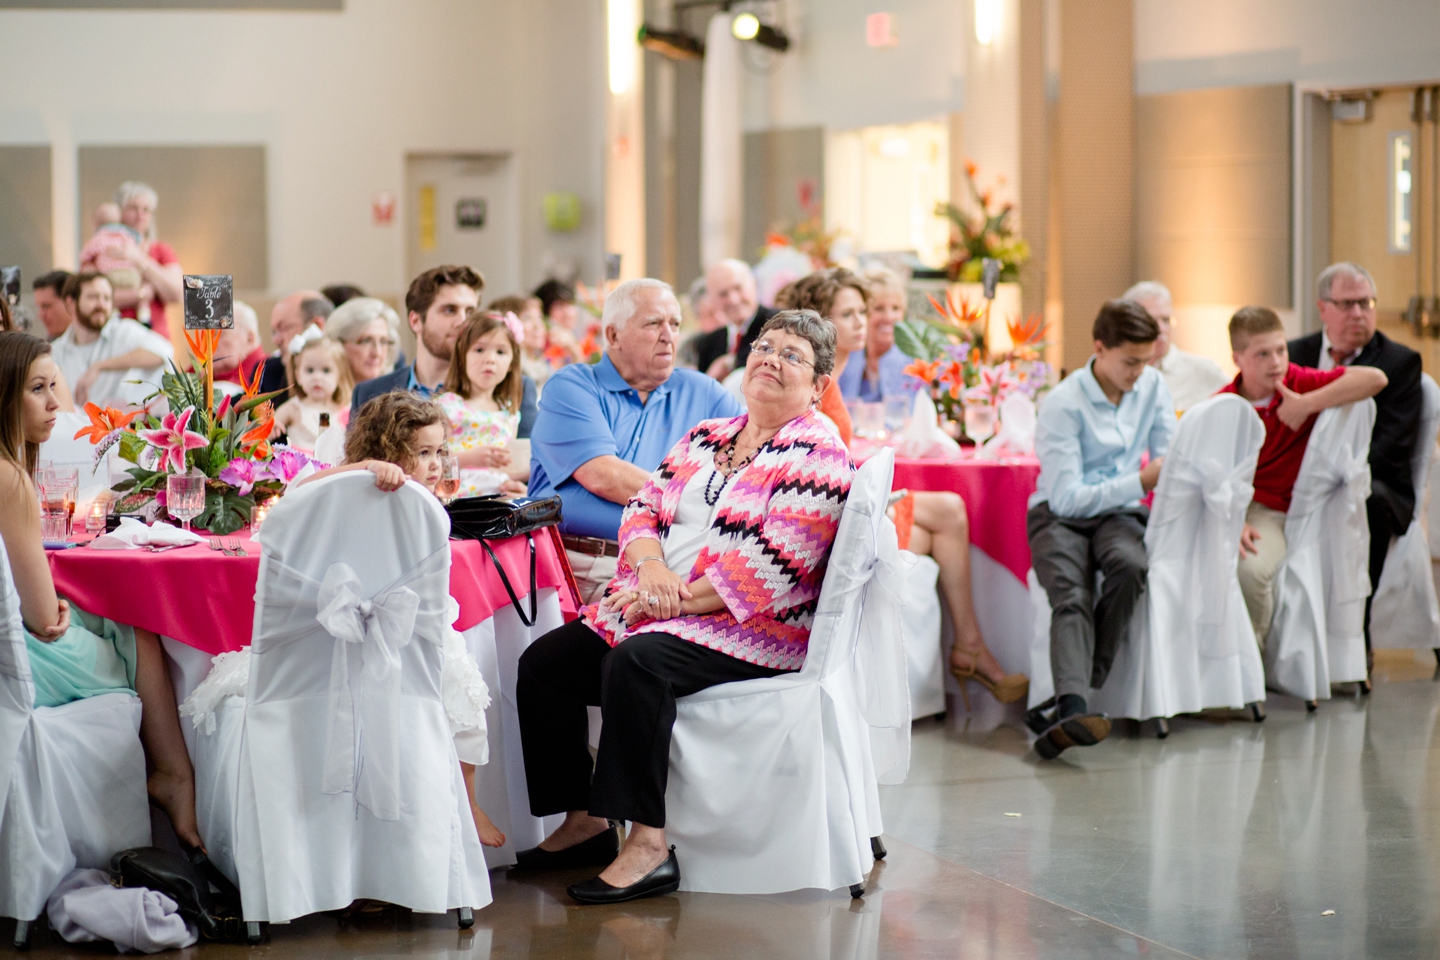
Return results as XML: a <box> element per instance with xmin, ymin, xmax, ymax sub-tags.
<box><xmin>183</xmin><ymin>275</ymin><xmax>234</xmax><ymax>330</ymax></box>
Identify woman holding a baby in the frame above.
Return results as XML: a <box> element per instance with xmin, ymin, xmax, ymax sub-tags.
<box><xmin>79</xmin><ymin>181</ymin><xmax>183</xmax><ymax>340</ymax></box>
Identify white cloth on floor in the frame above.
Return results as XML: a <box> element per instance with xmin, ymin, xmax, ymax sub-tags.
<box><xmin>46</xmin><ymin>868</ymin><xmax>197</xmax><ymax>954</ymax></box>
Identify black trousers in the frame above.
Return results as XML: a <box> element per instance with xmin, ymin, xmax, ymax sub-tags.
<box><xmin>1027</xmin><ymin>503</ymin><xmax>1149</xmax><ymax>696</ymax></box>
<box><xmin>516</xmin><ymin>619</ymin><xmax>785</xmax><ymax>828</ymax></box>
<box><xmin>1363</xmin><ymin>490</ymin><xmax>1409</xmax><ymax>656</ymax></box>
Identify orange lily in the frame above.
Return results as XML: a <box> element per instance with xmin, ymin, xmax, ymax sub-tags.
<box><xmin>184</xmin><ymin>329</ymin><xmax>221</xmax><ymax>370</ymax></box>
<box><xmin>73</xmin><ymin>402</ymin><xmax>139</xmax><ymax>443</ymax></box>
<box><xmin>937</xmin><ymin>360</ymin><xmax>966</xmax><ymax>399</ymax></box>
<box><xmin>903</xmin><ymin>358</ymin><xmax>940</xmax><ymax>384</ymax></box>
<box><xmin>1006</xmin><ymin>312</ymin><xmax>1048</xmax><ymax>348</ymax></box>
<box><xmin>240</xmin><ymin>401</ymin><xmax>275</xmax><ymax>452</ymax></box>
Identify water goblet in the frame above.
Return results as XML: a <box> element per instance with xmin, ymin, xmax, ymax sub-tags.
<box><xmin>436</xmin><ymin>450</ymin><xmax>462</xmax><ymax>504</ymax></box>
<box><xmin>964</xmin><ymin>403</ymin><xmax>997</xmax><ymax>445</ymax></box>
<box><xmin>166</xmin><ymin>473</ymin><xmax>206</xmax><ymax>533</ymax></box>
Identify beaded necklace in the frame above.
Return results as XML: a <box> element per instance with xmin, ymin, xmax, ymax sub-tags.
<box><xmin>703</xmin><ymin>433</ymin><xmax>763</xmax><ymax>506</ymax></box>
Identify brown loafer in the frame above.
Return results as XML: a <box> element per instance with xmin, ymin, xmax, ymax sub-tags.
<box><xmin>1035</xmin><ymin>713</ymin><xmax>1112</xmax><ymax>760</ymax></box>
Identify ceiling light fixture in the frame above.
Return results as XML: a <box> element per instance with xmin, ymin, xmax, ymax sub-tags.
<box><xmin>730</xmin><ymin>11</ymin><xmax>760</xmax><ymax>40</ymax></box>
<box><xmin>730</xmin><ymin>10</ymin><xmax>790</xmax><ymax>52</ymax></box>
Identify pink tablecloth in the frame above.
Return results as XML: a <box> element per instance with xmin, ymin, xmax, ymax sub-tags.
<box><xmin>891</xmin><ymin>455</ymin><xmax>1040</xmax><ymax>584</ymax></box>
<box><xmin>50</xmin><ymin>529</ymin><xmax>578</xmax><ymax>657</ymax></box>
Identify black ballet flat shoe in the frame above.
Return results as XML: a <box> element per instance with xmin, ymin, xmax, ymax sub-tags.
<box><xmin>1025</xmin><ymin>696</ymin><xmax>1057</xmax><ymax>735</ymax></box>
<box><xmin>567</xmin><ymin>847</ymin><xmax>680</xmax><ymax>905</ymax></box>
<box><xmin>510</xmin><ymin>826</ymin><xmax>621</xmax><ymax>873</ymax></box>
<box><xmin>1034</xmin><ymin>713</ymin><xmax>1112</xmax><ymax>760</ymax></box>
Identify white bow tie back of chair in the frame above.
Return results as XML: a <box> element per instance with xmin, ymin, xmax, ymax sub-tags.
<box><xmin>665</xmin><ymin>448</ymin><xmax>909</xmax><ymax>895</ymax></box>
<box><xmin>1090</xmin><ymin>395</ymin><xmax>1267</xmax><ymax>721</ymax></box>
<box><xmin>0</xmin><ymin>538</ymin><xmax>150</xmax><ymax>938</ymax></box>
<box><xmin>189</xmin><ymin>473</ymin><xmax>490</xmax><ymax>925</ymax></box>
<box><xmin>1266</xmin><ymin>400</ymin><xmax>1376</xmax><ymax>701</ymax></box>
<box><xmin>1372</xmin><ymin>374</ymin><xmax>1440</xmax><ymax>649</ymax></box>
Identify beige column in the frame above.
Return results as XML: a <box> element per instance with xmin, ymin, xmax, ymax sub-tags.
<box><xmin>605</xmin><ymin>0</ymin><xmax>646</xmax><ymax>280</ymax></box>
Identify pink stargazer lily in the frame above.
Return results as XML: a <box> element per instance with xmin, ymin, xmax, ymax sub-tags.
<box><xmin>139</xmin><ymin>407</ymin><xmax>209</xmax><ymax>474</ymax></box>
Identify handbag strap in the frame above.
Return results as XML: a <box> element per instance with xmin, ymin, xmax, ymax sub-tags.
<box><xmin>479</xmin><ymin>533</ymin><xmax>538</xmax><ymax>627</ymax></box>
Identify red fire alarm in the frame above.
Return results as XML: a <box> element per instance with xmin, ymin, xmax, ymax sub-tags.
<box><xmin>866</xmin><ymin>12</ymin><xmax>898</xmax><ymax>48</ymax></box>
<box><xmin>372</xmin><ymin>192</ymin><xmax>396</xmax><ymax>226</ymax></box>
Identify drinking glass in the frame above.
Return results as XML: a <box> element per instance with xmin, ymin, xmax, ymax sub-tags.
<box><xmin>436</xmin><ymin>451</ymin><xmax>462</xmax><ymax>504</ymax></box>
<box><xmin>852</xmin><ymin>402</ymin><xmax>886</xmax><ymax>440</ymax></box>
<box><xmin>166</xmin><ymin>473</ymin><xmax>206</xmax><ymax>533</ymax></box>
<box><xmin>38</xmin><ymin>467</ymin><xmax>78</xmax><ymax>538</ymax></box>
<box><xmin>883</xmin><ymin>394</ymin><xmax>913</xmax><ymax>437</ymax></box>
<box><xmin>964</xmin><ymin>403</ymin><xmax>997</xmax><ymax>444</ymax></box>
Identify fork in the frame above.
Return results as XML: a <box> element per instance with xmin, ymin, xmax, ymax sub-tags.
<box><xmin>209</xmin><ymin>538</ymin><xmax>224</xmax><ymax>554</ymax></box>
<box><xmin>226</xmin><ymin>538</ymin><xmax>245</xmax><ymax>557</ymax></box>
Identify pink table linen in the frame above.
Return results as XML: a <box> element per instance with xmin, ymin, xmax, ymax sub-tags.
<box><xmin>891</xmin><ymin>455</ymin><xmax>1041</xmax><ymax>584</ymax></box>
<box><xmin>49</xmin><ymin>529</ymin><xmax>578</xmax><ymax>657</ymax></box>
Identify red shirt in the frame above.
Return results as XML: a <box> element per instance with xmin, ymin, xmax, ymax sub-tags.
<box><xmin>119</xmin><ymin>241</ymin><xmax>178</xmax><ymax>339</ymax></box>
<box><xmin>1219</xmin><ymin>363</ymin><xmax>1345</xmax><ymax>513</ymax></box>
<box><xmin>216</xmin><ymin>347</ymin><xmax>268</xmax><ymax>386</ymax></box>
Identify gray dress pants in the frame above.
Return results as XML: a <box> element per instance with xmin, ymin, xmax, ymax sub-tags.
<box><xmin>1027</xmin><ymin>502</ymin><xmax>1149</xmax><ymax>698</ymax></box>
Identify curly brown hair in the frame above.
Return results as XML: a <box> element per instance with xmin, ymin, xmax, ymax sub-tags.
<box><xmin>444</xmin><ymin>311</ymin><xmax>523</xmax><ymax>411</ymax></box>
<box><xmin>774</xmin><ymin>267</ymin><xmax>869</xmax><ymax>320</ymax></box>
<box><xmin>344</xmin><ymin>392</ymin><xmax>447</xmax><ymax>471</ymax></box>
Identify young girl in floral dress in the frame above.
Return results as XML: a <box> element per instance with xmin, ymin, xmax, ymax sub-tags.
<box><xmin>435</xmin><ymin>312</ymin><xmax>528</xmax><ymax>498</ymax></box>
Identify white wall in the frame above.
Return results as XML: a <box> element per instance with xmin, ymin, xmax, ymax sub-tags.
<box><xmin>0</xmin><ymin>0</ymin><xmax>606</xmax><ymax>299</ymax></box>
<box><xmin>1135</xmin><ymin>0</ymin><xmax>1440</xmax><ymax>94</ymax></box>
<box><xmin>739</xmin><ymin>0</ymin><xmax>967</xmax><ymax>133</ymax></box>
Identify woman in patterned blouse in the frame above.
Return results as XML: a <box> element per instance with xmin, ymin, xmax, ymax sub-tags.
<box><xmin>512</xmin><ymin>309</ymin><xmax>854</xmax><ymax>905</ymax></box>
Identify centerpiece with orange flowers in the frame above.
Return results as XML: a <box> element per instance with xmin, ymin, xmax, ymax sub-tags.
<box><xmin>79</xmin><ymin>328</ymin><xmax>324</xmax><ymax>534</ymax></box>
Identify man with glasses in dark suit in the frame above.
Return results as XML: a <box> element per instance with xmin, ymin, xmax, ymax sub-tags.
<box><xmin>1289</xmin><ymin>262</ymin><xmax>1423</xmax><ymax>684</ymax></box>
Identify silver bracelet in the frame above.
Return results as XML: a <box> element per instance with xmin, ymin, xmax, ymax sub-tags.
<box><xmin>633</xmin><ymin>555</ymin><xmax>666</xmax><ymax>572</ymax></box>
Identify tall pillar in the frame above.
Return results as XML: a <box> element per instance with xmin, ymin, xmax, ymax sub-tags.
<box><xmin>605</xmin><ymin>0</ymin><xmax>646</xmax><ymax>280</ymax></box>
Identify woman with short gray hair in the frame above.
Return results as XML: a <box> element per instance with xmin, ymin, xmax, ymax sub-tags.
<box><xmin>111</xmin><ymin>180</ymin><xmax>183</xmax><ymax>339</ymax></box>
<box><xmin>325</xmin><ymin>296</ymin><xmax>402</xmax><ymax>384</ymax></box>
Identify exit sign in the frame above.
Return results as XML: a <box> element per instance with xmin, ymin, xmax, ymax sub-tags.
<box><xmin>866</xmin><ymin>12</ymin><xmax>898</xmax><ymax>47</ymax></box>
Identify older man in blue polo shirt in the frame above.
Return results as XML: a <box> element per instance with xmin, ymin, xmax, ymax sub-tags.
<box><xmin>530</xmin><ymin>277</ymin><xmax>743</xmax><ymax>601</ymax></box>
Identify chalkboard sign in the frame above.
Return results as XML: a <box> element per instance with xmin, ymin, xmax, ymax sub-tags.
<box><xmin>0</xmin><ymin>266</ymin><xmax>18</xmax><ymax>307</ymax></box>
<box><xmin>183</xmin><ymin>275</ymin><xmax>234</xmax><ymax>330</ymax></box>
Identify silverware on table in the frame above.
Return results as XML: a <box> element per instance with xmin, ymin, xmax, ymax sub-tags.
<box><xmin>225</xmin><ymin>538</ymin><xmax>244</xmax><ymax>557</ymax></box>
<box><xmin>209</xmin><ymin>538</ymin><xmax>224</xmax><ymax>553</ymax></box>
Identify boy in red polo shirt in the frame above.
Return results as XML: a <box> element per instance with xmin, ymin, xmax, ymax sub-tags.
<box><xmin>1220</xmin><ymin>306</ymin><xmax>1387</xmax><ymax>649</ymax></box>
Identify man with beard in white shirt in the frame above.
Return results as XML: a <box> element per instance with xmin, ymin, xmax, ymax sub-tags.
<box><xmin>50</xmin><ymin>272</ymin><xmax>173</xmax><ymax>407</ymax></box>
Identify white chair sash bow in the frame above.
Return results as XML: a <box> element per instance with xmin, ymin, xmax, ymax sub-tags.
<box><xmin>255</xmin><ymin>546</ymin><xmax>456</xmax><ymax>821</ymax></box>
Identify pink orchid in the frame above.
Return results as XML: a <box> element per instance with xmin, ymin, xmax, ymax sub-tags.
<box><xmin>138</xmin><ymin>407</ymin><xmax>210</xmax><ymax>474</ymax></box>
<box><xmin>218</xmin><ymin>457</ymin><xmax>263</xmax><ymax>496</ymax></box>
<box><xmin>266</xmin><ymin>446</ymin><xmax>312</xmax><ymax>484</ymax></box>
<box><xmin>963</xmin><ymin>363</ymin><xmax>1021</xmax><ymax>406</ymax></box>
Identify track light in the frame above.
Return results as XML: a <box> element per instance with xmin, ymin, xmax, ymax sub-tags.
<box><xmin>730</xmin><ymin>11</ymin><xmax>789</xmax><ymax>52</ymax></box>
<box><xmin>639</xmin><ymin>23</ymin><xmax>705</xmax><ymax>60</ymax></box>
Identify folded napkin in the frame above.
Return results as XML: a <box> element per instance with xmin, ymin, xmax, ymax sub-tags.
<box><xmin>89</xmin><ymin>517</ymin><xmax>208</xmax><ymax>550</ymax></box>
<box><xmin>896</xmin><ymin>392</ymin><xmax>961</xmax><ymax>460</ymax></box>
<box><xmin>980</xmin><ymin>392</ymin><xmax>1038</xmax><ymax>459</ymax></box>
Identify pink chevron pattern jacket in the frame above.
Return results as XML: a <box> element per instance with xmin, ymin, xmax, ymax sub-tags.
<box><xmin>581</xmin><ymin>410</ymin><xmax>854</xmax><ymax>671</ymax></box>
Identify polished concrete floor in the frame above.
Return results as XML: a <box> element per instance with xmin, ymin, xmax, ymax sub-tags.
<box><xmin>11</xmin><ymin>650</ymin><xmax>1440</xmax><ymax>958</ymax></box>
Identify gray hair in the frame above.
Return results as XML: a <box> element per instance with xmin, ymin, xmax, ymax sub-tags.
<box><xmin>325</xmin><ymin>296</ymin><xmax>401</xmax><ymax>366</ymax></box>
<box><xmin>232</xmin><ymin>299</ymin><xmax>259</xmax><ymax>336</ymax></box>
<box><xmin>757</xmin><ymin>309</ymin><xmax>837</xmax><ymax>378</ymax></box>
<box><xmin>601</xmin><ymin>278</ymin><xmax>676</xmax><ymax>334</ymax></box>
<box><xmin>1318</xmin><ymin>262</ymin><xmax>1377</xmax><ymax>302</ymax></box>
<box><xmin>1122</xmin><ymin>280</ymin><xmax>1172</xmax><ymax>311</ymax></box>
<box><xmin>299</xmin><ymin>295</ymin><xmax>334</xmax><ymax>325</ymax></box>
<box><xmin>115</xmin><ymin>181</ymin><xmax>159</xmax><ymax>241</ymax></box>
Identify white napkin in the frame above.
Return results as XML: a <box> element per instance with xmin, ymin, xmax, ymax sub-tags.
<box><xmin>47</xmin><ymin>868</ymin><xmax>198</xmax><ymax>953</ymax></box>
<box><xmin>89</xmin><ymin>516</ymin><xmax>208</xmax><ymax>550</ymax></box>
<box><xmin>896</xmin><ymin>392</ymin><xmax>961</xmax><ymax>459</ymax></box>
<box><xmin>981</xmin><ymin>392</ymin><xmax>1038</xmax><ymax>458</ymax></box>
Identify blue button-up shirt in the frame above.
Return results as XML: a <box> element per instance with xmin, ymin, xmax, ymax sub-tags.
<box><xmin>1030</xmin><ymin>359</ymin><xmax>1176</xmax><ymax>519</ymax></box>
<box><xmin>836</xmin><ymin>344</ymin><xmax>918</xmax><ymax>402</ymax></box>
<box><xmin>405</xmin><ymin>364</ymin><xmax>442</xmax><ymax>398</ymax></box>
<box><xmin>529</xmin><ymin>355</ymin><xmax>744</xmax><ymax>539</ymax></box>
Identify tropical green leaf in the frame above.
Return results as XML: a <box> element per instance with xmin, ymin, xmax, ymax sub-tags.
<box><xmin>193</xmin><ymin>486</ymin><xmax>254</xmax><ymax>536</ymax></box>
<box><xmin>118</xmin><ymin>432</ymin><xmax>146</xmax><ymax>463</ymax></box>
<box><xmin>893</xmin><ymin>321</ymin><xmax>937</xmax><ymax>362</ymax></box>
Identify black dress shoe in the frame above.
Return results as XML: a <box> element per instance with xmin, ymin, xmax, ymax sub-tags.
<box><xmin>567</xmin><ymin>847</ymin><xmax>681</xmax><ymax>905</ymax></box>
<box><xmin>510</xmin><ymin>826</ymin><xmax>621</xmax><ymax>873</ymax></box>
<box><xmin>1034</xmin><ymin>713</ymin><xmax>1111</xmax><ymax>760</ymax></box>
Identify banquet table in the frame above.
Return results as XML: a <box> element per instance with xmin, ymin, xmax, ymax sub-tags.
<box><xmin>48</xmin><ymin>526</ymin><xmax>580</xmax><ymax>868</ymax></box>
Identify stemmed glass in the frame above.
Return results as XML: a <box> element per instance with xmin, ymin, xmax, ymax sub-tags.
<box><xmin>436</xmin><ymin>450</ymin><xmax>462</xmax><ymax>504</ymax></box>
<box><xmin>166</xmin><ymin>473</ymin><xmax>206</xmax><ymax>533</ymax></box>
<box><xmin>964</xmin><ymin>402</ymin><xmax>997</xmax><ymax>445</ymax></box>
<box><xmin>38</xmin><ymin>466</ymin><xmax>79</xmax><ymax>541</ymax></box>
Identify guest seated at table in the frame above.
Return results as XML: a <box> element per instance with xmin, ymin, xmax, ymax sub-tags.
<box><xmin>528</xmin><ymin>278</ymin><xmax>742</xmax><ymax>603</ymax></box>
<box><xmin>514</xmin><ymin>309</ymin><xmax>853</xmax><ymax>904</ymax></box>
<box><xmin>1027</xmin><ymin>301</ymin><xmax>1175</xmax><ymax>760</ymax></box>
<box><xmin>1221</xmin><ymin>306</ymin><xmax>1386</xmax><ymax>652</ymax></box>
<box><xmin>273</xmin><ymin>332</ymin><xmax>353</xmax><ymax>453</ymax></box>
<box><xmin>0</xmin><ymin>331</ymin><xmax>201</xmax><ymax>848</ymax></box>
<box><xmin>778</xmin><ymin>268</ymin><xmax>1026</xmax><ymax>705</ymax></box>
<box><xmin>837</xmin><ymin>265</ymin><xmax>916</xmax><ymax>402</ymax></box>
<box><xmin>298</xmin><ymin>390</ymin><xmax>505</xmax><ymax>847</ymax></box>
<box><xmin>436</xmin><ymin>311</ymin><xmax>528</xmax><ymax>497</ymax></box>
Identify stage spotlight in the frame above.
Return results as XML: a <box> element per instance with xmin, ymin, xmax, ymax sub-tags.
<box><xmin>731</xmin><ymin>12</ymin><xmax>760</xmax><ymax>40</ymax></box>
<box><xmin>639</xmin><ymin>23</ymin><xmax>705</xmax><ymax>60</ymax></box>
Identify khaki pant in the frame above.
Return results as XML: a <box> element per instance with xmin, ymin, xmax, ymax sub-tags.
<box><xmin>565</xmin><ymin>549</ymin><xmax>619</xmax><ymax>606</ymax></box>
<box><xmin>1236</xmin><ymin>501</ymin><xmax>1288</xmax><ymax>650</ymax></box>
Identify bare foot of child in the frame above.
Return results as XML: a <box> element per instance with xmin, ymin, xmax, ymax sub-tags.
<box><xmin>471</xmin><ymin>803</ymin><xmax>506</xmax><ymax>848</ymax></box>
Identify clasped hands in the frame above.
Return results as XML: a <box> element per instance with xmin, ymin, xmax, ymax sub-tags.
<box><xmin>600</xmin><ymin>559</ymin><xmax>693</xmax><ymax>626</ymax></box>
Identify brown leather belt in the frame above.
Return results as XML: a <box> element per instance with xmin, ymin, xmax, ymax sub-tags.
<box><xmin>561</xmin><ymin>534</ymin><xmax>621</xmax><ymax>558</ymax></box>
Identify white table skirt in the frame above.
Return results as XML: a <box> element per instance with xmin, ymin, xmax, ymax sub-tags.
<box><xmin>160</xmin><ymin>587</ymin><xmax>569</xmax><ymax>870</ymax></box>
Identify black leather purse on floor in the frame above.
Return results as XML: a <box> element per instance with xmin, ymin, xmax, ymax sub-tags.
<box><xmin>447</xmin><ymin>495</ymin><xmax>563</xmax><ymax>627</ymax></box>
<box><xmin>110</xmin><ymin>846</ymin><xmax>244</xmax><ymax>942</ymax></box>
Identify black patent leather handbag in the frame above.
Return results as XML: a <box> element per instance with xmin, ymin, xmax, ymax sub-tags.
<box><xmin>446</xmin><ymin>495</ymin><xmax>564</xmax><ymax>627</ymax></box>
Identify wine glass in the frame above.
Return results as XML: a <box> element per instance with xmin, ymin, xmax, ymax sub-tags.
<box><xmin>964</xmin><ymin>403</ymin><xmax>997</xmax><ymax>445</ymax></box>
<box><xmin>436</xmin><ymin>450</ymin><xmax>461</xmax><ymax>504</ymax></box>
<box><xmin>166</xmin><ymin>473</ymin><xmax>206</xmax><ymax>533</ymax></box>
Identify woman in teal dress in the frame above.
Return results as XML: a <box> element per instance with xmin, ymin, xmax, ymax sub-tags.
<box><xmin>0</xmin><ymin>332</ymin><xmax>201</xmax><ymax>849</ymax></box>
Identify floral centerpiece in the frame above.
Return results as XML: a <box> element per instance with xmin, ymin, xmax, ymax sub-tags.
<box><xmin>575</xmin><ymin>279</ymin><xmax>616</xmax><ymax>363</ymax></box>
<box><xmin>935</xmin><ymin>161</ymin><xmax>1030</xmax><ymax>284</ymax></box>
<box><xmin>894</xmin><ymin>288</ymin><xmax>1051</xmax><ymax>427</ymax></box>
<box><xmin>79</xmin><ymin>329</ymin><xmax>326</xmax><ymax>534</ymax></box>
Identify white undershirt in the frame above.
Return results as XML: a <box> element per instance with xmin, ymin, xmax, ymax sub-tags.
<box><xmin>661</xmin><ymin>446</ymin><xmax>724</xmax><ymax>580</ymax></box>
<box><xmin>1250</xmin><ymin>394</ymin><xmax>1273</xmax><ymax>409</ymax></box>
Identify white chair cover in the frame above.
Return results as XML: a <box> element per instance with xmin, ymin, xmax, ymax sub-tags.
<box><xmin>1266</xmin><ymin>400</ymin><xmax>1375</xmax><ymax>699</ymax></box>
<box><xmin>1027</xmin><ymin>395</ymin><xmax>1266</xmax><ymax>718</ymax></box>
<box><xmin>189</xmin><ymin>472</ymin><xmax>490</xmax><ymax>923</ymax></box>
<box><xmin>665</xmin><ymin>449</ymin><xmax>908</xmax><ymax>894</ymax></box>
<box><xmin>1371</xmin><ymin>374</ymin><xmax>1440</xmax><ymax>649</ymax></box>
<box><xmin>901</xmin><ymin>554</ymin><xmax>944</xmax><ymax>719</ymax></box>
<box><xmin>0</xmin><ymin>538</ymin><xmax>149</xmax><ymax>924</ymax></box>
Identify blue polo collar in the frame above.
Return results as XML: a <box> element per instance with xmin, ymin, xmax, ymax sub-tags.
<box><xmin>596</xmin><ymin>354</ymin><xmax>672</xmax><ymax>399</ymax></box>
